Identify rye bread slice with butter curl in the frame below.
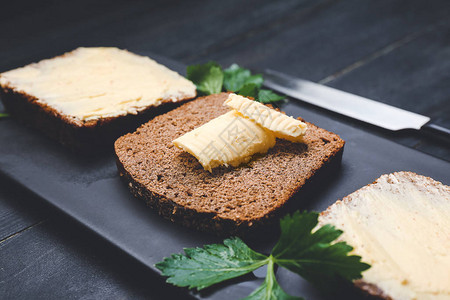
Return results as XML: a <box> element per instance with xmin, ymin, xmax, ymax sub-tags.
<box><xmin>114</xmin><ymin>93</ymin><xmax>345</xmax><ymax>235</ymax></box>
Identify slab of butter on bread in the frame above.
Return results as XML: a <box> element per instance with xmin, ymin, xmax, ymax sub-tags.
<box><xmin>0</xmin><ymin>47</ymin><xmax>196</xmax><ymax>152</ymax></box>
<box><xmin>224</xmin><ymin>93</ymin><xmax>307</xmax><ymax>142</ymax></box>
<box><xmin>173</xmin><ymin>93</ymin><xmax>307</xmax><ymax>171</ymax></box>
<box><xmin>173</xmin><ymin>109</ymin><xmax>276</xmax><ymax>172</ymax></box>
<box><xmin>319</xmin><ymin>171</ymin><xmax>450</xmax><ymax>300</ymax></box>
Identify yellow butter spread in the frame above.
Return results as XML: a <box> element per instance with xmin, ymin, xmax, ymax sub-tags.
<box><xmin>319</xmin><ymin>173</ymin><xmax>450</xmax><ymax>300</ymax></box>
<box><xmin>224</xmin><ymin>93</ymin><xmax>307</xmax><ymax>142</ymax></box>
<box><xmin>173</xmin><ymin>110</ymin><xmax>276</xmax><ymax>172</ymax></box>
<box><xmin>0</xmin><ymin>47</ymin><xmax>196</xmax><ymax>121</ymax></box>
<box><xmin>173</xmin><ymin>94</ymin><xmax>309</xmax><ymax>171</ymax></box>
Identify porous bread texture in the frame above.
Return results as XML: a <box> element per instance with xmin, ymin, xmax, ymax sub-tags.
<box><xmin>115</xmin><ymin>93</ymin><xmax>345</xmax><ymax>234</ymax></box>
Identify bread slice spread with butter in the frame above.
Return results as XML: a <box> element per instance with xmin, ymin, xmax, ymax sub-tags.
<box><xmin>0</xmin><ymin>47</ymin><xmax>196</xmax><ymax>152</ymax></box>
<box><xmin>319</xmin><ymin>171</ymin><xmax>450</xmax><ymax>300</ymax></box>
<box><xmin>115</xmin><ymin>93</ymin><xmax>345</xmax><ymax>234</ymax></box>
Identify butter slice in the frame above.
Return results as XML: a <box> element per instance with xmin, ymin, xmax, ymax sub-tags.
<box><xmin>173</xmin><ymin>110</ymin><xmax>275</xmax><ymax>172</ymax></box>
<box><xmin>319</xmin><ymin>172</ymin><xmax>450</xmax><ymax>300</ymax></box>
<box><xmin>224</xmin><ymin>93</ymin><xmax>307</xmax><ymax>142</ymax></box>
<box><xmin>0</xmin><ymin>47</ymin><xmax>196</xmax><ymax>121</ymax></box>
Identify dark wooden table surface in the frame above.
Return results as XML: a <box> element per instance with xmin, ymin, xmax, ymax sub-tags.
<box><xmin>0</xmin><ymin>0</ymin><xmax>449</xmax><ymax>299</ymax></box>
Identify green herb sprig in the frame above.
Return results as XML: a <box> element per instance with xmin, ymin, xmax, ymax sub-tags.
<box><xmin>0</xmin><ymin>113</ymin><xmax>9</xmax><ymax>119</ymax></box>
<box><xmin>156</xmin><ymin>211</ymin><xmax>370</xmax><ymax>299</ymax></box>
<box><xmin>187</xmin><ymin>62</ymin><xmax>285</xmax><ymax>103</ymax></box>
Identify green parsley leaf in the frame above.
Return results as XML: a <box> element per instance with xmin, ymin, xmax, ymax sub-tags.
<box><xmin>272</xmin><ymin>211</ymin><xmax>371</xmax><ymax>288</ymax></box>
<box><xmin>186</xmin><ymin>62</ymin><xmax>224</xmax><ymax>95</ymax></box>
<box><xmin>185</xmin><ymin>61</ymin><xmax>285</xmax><ymax>103</ymax></box>
<box><xmin>156</xmin><ymin>211</ymin><xmax>370</xmax><ymax>299</ymax></box>
<box><xmin>223</xmin><ymin>64</ymin><xmax>263</xmax><ymax>92</ymax></box>
<box><xmin>0</xmin><ymin>113</ymin><xmax>9</xmax><ymax>118</ymax></box>
<box><xmin>155</xmin><ymin>237</ymin><xmax>268</xmax><ymax>290</ymax></box>
<box><xmin>238</xmin><ymin>83</ymin><xmax>259</xmax><ymax>99</ymax></box>
<box><xmin>258</xmin><ymin>89</ymin><xmax>286</xmax><ymax>103</ymax></box>
<box><xmin>244</xmin><ymin>259</ymin><xmax>303</xmax><ymax>300</ymax></box>
<box><xmin>244</xmin><ymin>74</ymin><xmax>264</xmax><ymax>88</ymax></box>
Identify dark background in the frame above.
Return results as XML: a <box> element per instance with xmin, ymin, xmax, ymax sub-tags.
<box><xmin>0</xmin><ymin>0</ymin><xmax>449</xmax><ymax>299</ymax></box>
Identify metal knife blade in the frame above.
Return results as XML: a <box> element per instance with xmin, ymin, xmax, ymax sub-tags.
<box><xmin>263</xmin><ymin>69</ymin><xmax>430</xmax><ymax>131</ymax></box>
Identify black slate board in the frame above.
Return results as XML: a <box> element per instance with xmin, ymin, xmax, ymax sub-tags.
<box><xmin>0</xmin><ymin>54</ymin><xmax>448</xmax><ymax>300</ymax></box>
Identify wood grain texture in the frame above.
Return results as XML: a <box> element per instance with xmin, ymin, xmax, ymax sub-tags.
<box><xmin>327</xmin><ymin>21</ymin><xmax>450</xmax><ymax>124</ymax></box>
<box><xmin>0</xmin><ymin>0</ymin><xmax>317</xmax><ymax>71</ymax></box>
<box><xmin>0</xmin><ymin>176</ymin><xmax>48</xmax><ymax>242</ymax></box>
<box><xmin>326</xmin><ymin>21</ymin><xmax>450</xmax><ymax>160</ymax></box>
<box><xmin>203</xmin><ymin>0</ymin><xmax>450</xmax><ymax>80</ymax></box>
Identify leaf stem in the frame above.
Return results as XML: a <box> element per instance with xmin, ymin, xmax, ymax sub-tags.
<box><xmin>265</xmin><ymin>256</ymin><xmax>275</xmax><ymax>297</ymax></box>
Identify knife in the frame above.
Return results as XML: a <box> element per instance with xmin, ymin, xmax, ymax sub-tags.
<box><xmin>263</xmin><ymin>69</ymin><xmax>450</xmax><ymax>143</ymax></box>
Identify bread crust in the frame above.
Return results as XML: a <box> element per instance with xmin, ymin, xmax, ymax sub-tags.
<box><xmin>0</xmin><ymin>83</ymin><xmax>194</xmax><ymax>153</ymax></box>
<box><xmin>115</xmin><ymin>93</ymin><xmax>345</xmax><ymax>235</ymax></box>
<box><xmin>354</xmin><ymin>280</ymin><xmax>392</xmax><ymax>300</ymax></box>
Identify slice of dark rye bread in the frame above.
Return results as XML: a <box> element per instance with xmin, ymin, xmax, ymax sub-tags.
<box><xmin>115</xmin><ymin>93</ymin><xmax>345</xmax><ymax>234</ymax></box>
<box><xmin>0</xmin><ymin>48</ymin><xmax>196</xmax><ymax>153</ymax></box>
<box><xmin>319</xmin><ymin>172</ymin><xmax>450</xmax><ymax>300</ymax></box>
